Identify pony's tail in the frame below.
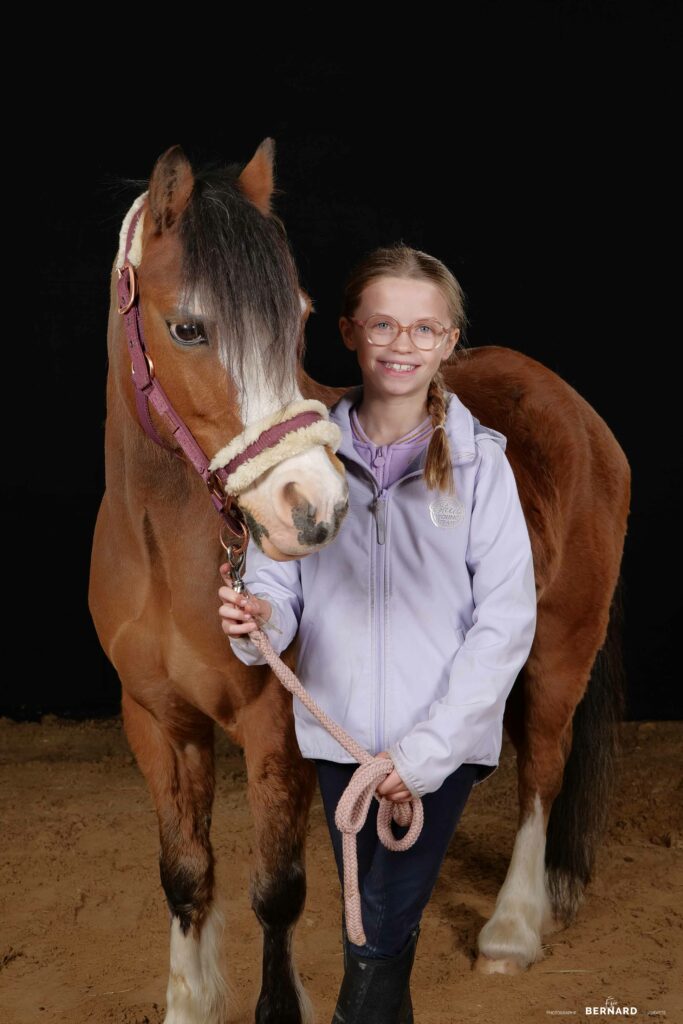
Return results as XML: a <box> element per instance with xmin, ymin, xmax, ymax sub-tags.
<box><xmin>544</xmin><ymin>571</ymin><xmax>627</xmax><ymax>927</ymax></box>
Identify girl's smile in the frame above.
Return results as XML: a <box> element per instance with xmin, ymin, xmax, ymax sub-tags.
<box><xmin>378</xmin><ymin>359</ymin><xmax>420</xmax><ymax>376</ymax></box>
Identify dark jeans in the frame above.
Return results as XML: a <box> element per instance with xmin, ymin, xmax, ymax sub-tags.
<box><xmin>314</xmin><ymin>758</ymin><xmax>479</xmax><ymax>959</ymax></box>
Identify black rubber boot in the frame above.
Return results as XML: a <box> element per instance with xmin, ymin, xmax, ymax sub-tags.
<box><xmin>334</xmin><ymin>919</ymin><xmax>420</xmax><ymax>1024</ymax></box>
<box><xmin>341</xmin><ymin>917</ymin><xmax>416</xmax><ymax>1022</ymax></box>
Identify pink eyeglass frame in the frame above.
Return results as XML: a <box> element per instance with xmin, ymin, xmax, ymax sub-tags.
<box><xmin>348</xmin><ymin>314</ymin><xmax>453</xmax><ymax>350</ymax></box>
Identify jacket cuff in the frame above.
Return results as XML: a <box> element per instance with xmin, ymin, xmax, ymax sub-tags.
<box><xmin>386</xmin><ymin>743</ymin><xmax>426</xmax><ymax>800</ymax></box>
<box><xmin>253</xmin><ymin>593</ymin><xmax>284</xmax><ymax>638</ymax></box>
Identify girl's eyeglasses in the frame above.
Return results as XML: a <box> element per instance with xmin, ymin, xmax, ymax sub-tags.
<box><xmin>349</xmin><ymin>314</ymin><xmax>452</xmax><ymax>352</ymax></box>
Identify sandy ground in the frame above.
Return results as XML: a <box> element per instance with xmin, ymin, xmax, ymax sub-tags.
<box><xmin>0</xmin><ymin>717</ymin><xmax>681</xmax><ymax>1024</ymax></box>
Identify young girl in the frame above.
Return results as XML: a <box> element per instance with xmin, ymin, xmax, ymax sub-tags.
<box><xmin>218</xmin><ymin>245</ymin><xmax>537</xmax><ymax>1024</ymax></box>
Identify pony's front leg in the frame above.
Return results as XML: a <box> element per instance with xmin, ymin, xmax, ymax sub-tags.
<box><xmin>122</xmin><ymin>690</ymin><xmax>233</xmax><ymax>1024</ymax></box>
<box><xmin>240</xmin><ymin>708</ymin><xmax>318</xmax><ymax>1024</ymax></box>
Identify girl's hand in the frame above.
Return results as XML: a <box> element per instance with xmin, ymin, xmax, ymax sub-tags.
<box><xmin>218</xmin><ymin>563</ymin><xmax>272</xmax><ymax>638</ymax></box>
<box><xmin>374</xmin><ymin>751</ymin><xmax>413</xmax><ymax>803</ymax></box>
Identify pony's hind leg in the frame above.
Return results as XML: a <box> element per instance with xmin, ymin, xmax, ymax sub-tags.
<box><xmin>474</xmin><ymin>646</ymin><xmax>582</xmax><ymax>976</ymax></box>
<box><xmin>122</xmin><ymin>690</ymin><xmax>233</xmax><ymax>1024</ymax></box>
<box><xmin>238</xmin><ymin>707</ymin><xmax>318</xmax><ymax>1024</ymax></box>
<box><xmin>474</xmin><ymin>582</ymin><xmax>625</xmax><ymax>975</ymax></box>
<box><xmin>474</xmin><ymin>649</ymin><xmax>578</xmax><ymax>975</ymax></box>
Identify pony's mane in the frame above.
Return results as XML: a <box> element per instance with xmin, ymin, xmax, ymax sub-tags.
<box><xmin>116</xmin><ymin>159</ymin><xmax>303</xmax><ymax>404</ymax></box>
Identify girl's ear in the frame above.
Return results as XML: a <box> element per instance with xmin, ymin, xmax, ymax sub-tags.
<box><xmin>339</xmin><ymin>316</ymin><xmax>357</xmax><ymax>351</ymax></box>
<box><xmin>444</xmin><ymin>327</ymin><xmax>460</xmax><ymax>359</ymax></box>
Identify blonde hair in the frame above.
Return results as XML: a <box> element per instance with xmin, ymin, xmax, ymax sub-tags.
<box><xmin>340</xmin><ymin>243</ymin><xmax>469</xmax><ymax>495</ymax></box>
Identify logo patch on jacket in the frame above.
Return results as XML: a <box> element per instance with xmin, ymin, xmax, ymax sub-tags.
<box><xmin>429</xmin><ymin>496</ymin><xmax>465</xmax><ymax>528</ymax></box>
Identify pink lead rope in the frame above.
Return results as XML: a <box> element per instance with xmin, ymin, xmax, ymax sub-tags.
<box><xmin>225</xmin><ymin>569</ymin><xmax>424</xmax><ymax>947</ymax></box>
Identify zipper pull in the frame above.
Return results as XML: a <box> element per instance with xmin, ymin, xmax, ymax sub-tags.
<box><xmin>372</xmin><ymin>490</ymin><xmax>387</xmax><ymax>545</ymax></box>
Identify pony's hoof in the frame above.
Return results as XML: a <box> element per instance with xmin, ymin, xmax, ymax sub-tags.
<box><xmin>473</xmin><ymin>952</ymin><xmax>528</xmax><ymax>975</ymax></box>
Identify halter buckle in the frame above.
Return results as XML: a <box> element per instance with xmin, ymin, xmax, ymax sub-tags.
<box><xmin>117</xmin><ymin>261</ymin><xmax>137</xmax><ymax>314</ymax></box>
<box><xmin>130</xmin><ymin>352</ymin><xmax>155</xmax><ymax>383</ymax></box>
<box><xmin>208</xmin><ymin>469</ymin><xmax>228</xmax><ymax>502</ymax></box>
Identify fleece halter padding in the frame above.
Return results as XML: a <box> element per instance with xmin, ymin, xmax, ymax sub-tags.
<box><xmin>209</xmin><ymin>399</ymin><xmax>342</xmax><ymax>497</ymax></box>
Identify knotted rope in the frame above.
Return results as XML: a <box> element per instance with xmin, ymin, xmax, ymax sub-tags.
<box><xmin>237</xmin><ymin>618</ymin><xmax>424</xmax><ymax>946</ymax></box>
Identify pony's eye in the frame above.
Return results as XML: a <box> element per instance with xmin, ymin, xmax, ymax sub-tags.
<box><xmin>167</xmin><ymin>321</ymin><xmax>208</xmax><ymax>346</ymax></box>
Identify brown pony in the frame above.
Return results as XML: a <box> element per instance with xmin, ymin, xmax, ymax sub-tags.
<box><xmin>89</xmin><ymin>140</ymin><xmax>630</xmax><ymax>1023</ymax></box>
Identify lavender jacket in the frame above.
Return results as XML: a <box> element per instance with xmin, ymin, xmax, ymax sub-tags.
<box><xmin>229</xmin><ymin>384</ymin><xmax>537</xmax><ymax>797</ymax></box>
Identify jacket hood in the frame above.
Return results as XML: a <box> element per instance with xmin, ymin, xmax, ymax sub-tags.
<box><xmin>329</xmin><ymin>384</ymin><xmax>507</xmax><ymax>476</ymax></box>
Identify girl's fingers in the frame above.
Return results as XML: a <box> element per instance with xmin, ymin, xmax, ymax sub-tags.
<box><xmin>218</xmin><ymin>587</ymin><xmax>260</xmax><ymax>612</ymax></box>
<box><xmin>220</xmin><ymin>617</ymin><xmax>258</xmax><ymax>636</ymax></box>
<box><xmin>228</xmin><ymin>589</ymin><xmax>258</xmax><ymax>609</ymax></box>
<box><xmin>217</xmin><ymin>583</ymin><xmax>264</xmax><ymax>638</ymax></box>
<box><xmin>218</xmin><ymin>585</ymin><xmax>248</xmax><ymax>604</ymax></box>
<box><xmin>218</xmin><ymin>604</ymin><xmax>254</xmax><ymax>621</ymax></box>
<box><xmin>218</xmin><ymin>600</ymin><xmax>260</xmax><ymax>639</ymax></box>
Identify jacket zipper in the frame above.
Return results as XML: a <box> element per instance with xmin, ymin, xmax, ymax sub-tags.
<box><xmin>357</xmin><ymin>447</ymin><xmax>476</xmax><ymax>754</ymax></box>
<box><xmin>373</xmin><ymin>486</ymin><xmax>388</xmax><ymax>751</ymax></box>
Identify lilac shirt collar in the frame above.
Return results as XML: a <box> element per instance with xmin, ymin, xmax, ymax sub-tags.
<box><xmin>350</xmin><ymin>402</ymin><xmax>434</xmax><ymax>490</ymax></box>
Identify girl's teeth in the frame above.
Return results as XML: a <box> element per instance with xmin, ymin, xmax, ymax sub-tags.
<box><xmin>383</xmin><ymin>362</ymin><xmax>415</xmax><ymax>372</ymax></box>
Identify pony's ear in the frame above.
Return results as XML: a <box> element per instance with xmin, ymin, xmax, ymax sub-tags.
<box><xmin>147</xmin><ymin>145</ymin><xmax>195</xmax><ymax>234</ymax></box>
<box><xmin>237</xmin><ymin>137</ymin><xmax>275</xmax><ymax>215</ymax></box>
<box><xmin>300</xmin><ymin>287</ymin><xmax>315</xmax><ymax>321</ymax></box>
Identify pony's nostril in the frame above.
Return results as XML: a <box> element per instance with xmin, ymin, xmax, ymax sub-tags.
<box><xmin>282</xmin><ymin>480</ymin><xmax>309</xmax><ymax>508</ymax></box>
<box><xmin>291</xmin><ymin>500</ymin><xmax>321</xmax><ymax>544</ymax></box>
<box><xmin>276</xmin><ymin>481</ymin><xmax>347</xmax><ymax>548</ymax></box>
<box><xmin>302</xmin><ymin>520</ymin><xmax>332</xmax><ymax>547</ymax></box>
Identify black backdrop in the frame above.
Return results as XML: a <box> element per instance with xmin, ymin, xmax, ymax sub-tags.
<box><xmin>5</xmin><ymin>4</ymin><xmax>678</xmax><ymax>719</ymax></box>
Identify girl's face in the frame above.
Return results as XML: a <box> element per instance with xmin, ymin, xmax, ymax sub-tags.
<box><xmin>339</xmin><ymin>276</ymin><xmax>459</xmax><ymax>400</ymax></box>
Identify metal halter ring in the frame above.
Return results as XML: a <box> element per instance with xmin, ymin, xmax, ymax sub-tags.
<box><xmin>220</xmin><ymin>520</ymin><xmax>249</xmax><ymax>562</ymax></box>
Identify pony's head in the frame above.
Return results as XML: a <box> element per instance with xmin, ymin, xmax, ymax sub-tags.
<box><xmin>113</xmin><ymin>141</ymin><xmax>348</xmax><ymax>561</ymax></box>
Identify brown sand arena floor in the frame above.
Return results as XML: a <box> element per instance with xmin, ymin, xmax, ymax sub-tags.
<box><xmin>1</xmin><ymin>718</ymin><xmax>681</xmax><ymax>1024</ymax></box>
